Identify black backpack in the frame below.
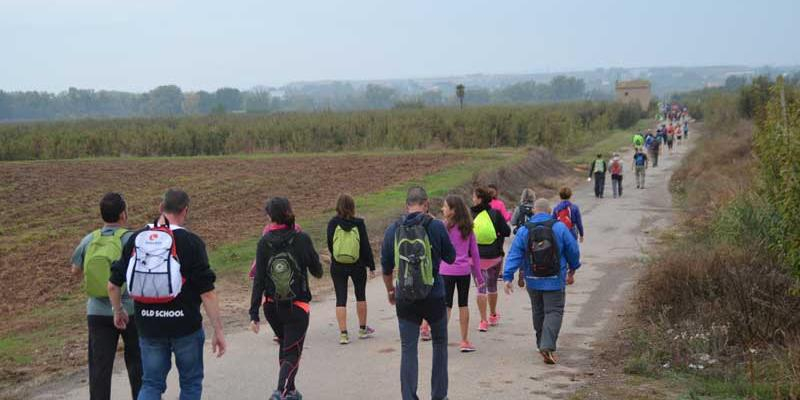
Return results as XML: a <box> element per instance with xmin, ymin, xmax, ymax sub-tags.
<box><xmin>525</xmin><ymin>220</ymin><xmax>560</xmax><ymax>278</ymax></box>
<box><xmin>265</xmin><ymin>233</ymin><xmax>305</xmax><ymax>303</ymax></box>
<box><xmin>516</xmin><ymin>204</ymin><xmax>534</xmax><ymax>226</ymax></box>
<box><xmin>513</xmin><ymin>204</ymin><xmax>534</xmax><ymax>233</ymax></box>
<box><xmin>394</xmin><ymin>215</ymin><xmax>434</xmax><ymax>302</ymax></box>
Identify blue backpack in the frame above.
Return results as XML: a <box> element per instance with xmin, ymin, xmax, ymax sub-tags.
<box><xmin>634</xmin><ymin>153</ymin><xmax>647</xmax><ymax>166</ymax></box>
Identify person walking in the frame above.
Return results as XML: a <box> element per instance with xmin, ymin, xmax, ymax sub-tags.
<box><xmin>381</xmin><ymin>186</ymin><xmax>456</xmax><ymax>400</ymax></box>
<box><xmin>683</xmin><ymin>120</ymin><xmax>690</xmax><ymax>139</ymax></box>
<box><xmin>71</xmin><ymin>193</ymin><xmax>141</xmax><ymax>400</ymax></box>
<box><xmin>511</xmin><ymin>188</ymin><xmax>537</xmax><ymax>288</ymax></box>
<box><xmin>503</xmin><ymin>199</ymin><xmax>581</xmax><ymax>365</ymax></box>
<box><xmin>551</xmin><ymin>187</ymin><xmax>585</xmax><ymax>243</ymax></box>
<box><xmin>487</xmin><ymin>183</ymin><xmax>512</xmax><ymax>222</ymax></box>
<box><xmin>108</xmin><ymin>189</ymin><xmax>226</xmax><ymax>400</ymax></box>
<box><xmin>648</xmin><ymin>130</ymin><xmax>661</xmax><ymax>167</ymax></box>
<box><xmin>250</xmin><ymin>197</ymin><xmax>323</xmax><ymax>400</ymax></box>
<box><xmin>633</xmin><ymin>149</ymin><xmax>649</xmax><ymax>189</ymax></box>
<box><xmin>327</xmin><ymin>194</ymin><xmax>377</xmax><ymax>345</ymax></box>
<box><xmin>666</xmin><ymin>124</ymin><xmax>675</xmax><ymax>152</ymax></box>
<box><xmin>658</xmin><ymin>124</ymin><xmax>668</xmax><ymax>145</ymax></box>
<box><xmin>438</xmin><ymin>194</ymin><xmax>486</xmax><ymax>352</ymax></box>
<box><xmin>588</xmin><ymin>154</ymin><xmax>607</xmax><ymax>198</ymax></box>
<box><xmin>609</xmin><ymin>154</ymin><xmax>624</xmax><ymax>198</ymax></box>
<box><xmin>471</xmin><ymin>187</ymin><xmax>511</xmax><ymax>331</ymax></box>
<box><xmin>510</xmin><ymin>188</ymin><xmax>536</xmax><ymax>234</ymax></box>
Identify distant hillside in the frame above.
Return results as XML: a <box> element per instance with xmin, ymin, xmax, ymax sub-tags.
<box><xmin>0</xmin><ymin>65</ymin><xmax>797</xmax><ymax>122</ymax></box>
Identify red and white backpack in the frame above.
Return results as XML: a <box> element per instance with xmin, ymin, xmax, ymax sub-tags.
<box><xmin>126</xmin><ymin>218</ymin><xmax>184</xmax><ymax>304</ymax></box>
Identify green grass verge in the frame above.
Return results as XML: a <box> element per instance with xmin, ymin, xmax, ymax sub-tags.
<box><xmin>563</xmin><ymin>119</ymin><xmax>652</xmax><ymax>166</ymax></box>
<box><xmin>209</xmin><ymin>148</ymin><xmax>525</xmax><ymax>276</ymax></box>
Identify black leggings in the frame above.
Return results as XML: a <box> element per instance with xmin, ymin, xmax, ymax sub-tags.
<box><xmin>443</xmin><ymin>274</ymin><xmax>471</xmax><ymax>308</ymax></box>
<box><xmin>264</xmin><ymin>302</ymin><xmax>310</xmax><ymax>395</ymax></box>
<box><xmin>330</xmin><ymin>263</ymin><xmax>367</xmax><ymax>307</ymax></box>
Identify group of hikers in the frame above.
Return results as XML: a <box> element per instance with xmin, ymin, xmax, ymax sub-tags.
<box><xmin>71</xmin><ymin>115</ymin><xmax>688</xmax><ymax>399</ymax></box>
<box><xmin>588</xmin><ymin>116</ymin><xmax>690</xmax><ymax>197</ymax></box>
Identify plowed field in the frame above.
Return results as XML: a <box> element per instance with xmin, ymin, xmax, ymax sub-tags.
<box><xmin>0</xmin><ymin>152</ymin><xmax>462</xmax><ymax>323</ymax></box>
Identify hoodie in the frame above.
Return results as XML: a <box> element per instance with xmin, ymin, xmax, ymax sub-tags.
<box><xmin>552</xmin><ymin>200</ymin><xmax>584</xmax><ymax>239</ymax></box>
<box><xmin>503</xmin><ymin>213</ymin><xmax>581</xmax><ymax>291</ymax></box>
<box><xmin>609</xmin><ymin>156</ymin><xmax>624</xmax><ymax>176</ymax></box>
<box><xmin>249</xmin><ymin>227</ymin><xmax>323</xmax><ymax>322</ymax></box>
<box><xmin>110</xmin><ymin>225</ymin><xmax>216</xmax><ymax>338</ymax></box>
<box><xmin>489</xmin><ymin>198</ymin><xmax>512</xmax><ymax>222</ymax></box>
<box><xmin>326</xmin><ymin>216</ymin><xmax>376</xmax><ymax>271</ymax></box>
<box><xmin>439</xmin><ymin>225</ymin><xmax>485</xmax><ymax>286</ymax></box>
<box><xmin>381</xmin><ymin>212</ymin><xmax>456</xmax><ymax>299</ymax></box>
<box><xmin>471</xmin><ymin>203</ymin><xmax>511</xmax><ymax>259</ymax></box>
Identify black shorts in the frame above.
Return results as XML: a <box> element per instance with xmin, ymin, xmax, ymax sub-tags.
<box><xmin>442</xmin><ymin>274</ymin><xmax>471</xmax><ymax>308</ymax></box>
<box><xmin>330</xmin><ymin>263</ymin><xmax>368</xmax><ymax>307</ymax></box>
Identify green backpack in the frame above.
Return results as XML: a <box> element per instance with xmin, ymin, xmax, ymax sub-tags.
<box><xmin>266</xmin><ymin>235</ymin><xmax>304</xmax><ymax>303</ymax></box>
<box><xmin>332</xmin><ymin>225</ymin><xmax>360</xmax><ymax>264</ymax></box>
<box><xmin>473</xmin><ymin>210</ymin><xmax>497</xmax><ymax>245</ymax></box>
<box><xmin>84</xmin><ymin>228</ymin><xmax>127</xmax><ymax>298</ymax></box>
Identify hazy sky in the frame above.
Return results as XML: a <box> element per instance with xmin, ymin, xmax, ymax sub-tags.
<box><xmin>2</xmin><ymin>0</ymin><xmax>798</xmax><ymax>92</ymax></box>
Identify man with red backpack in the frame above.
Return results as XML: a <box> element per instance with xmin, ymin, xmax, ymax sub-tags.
<box><xmin>108</xmin><ymin>189</ymin><xmax>226</xmax><ymax>400</ymax></box>
<box><xmin>503</xmin><ymin>199</ymin><xmax>581</xmax><ymax>365</ymax></box>
<box><xmin>609</xmin><ymin>153</ymin><xmax>624</xmax><ymax>198</ymax></box>
<box><xmin>551</xmin><ymin>187</ymin><xmax>584</xmax><ymax>244</ymax></box>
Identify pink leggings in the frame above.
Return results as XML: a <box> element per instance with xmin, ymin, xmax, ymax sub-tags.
<box><xmin>478</xmin><ymin>263</ymin><xmax>501</xmax><ymax>294</ymax></box>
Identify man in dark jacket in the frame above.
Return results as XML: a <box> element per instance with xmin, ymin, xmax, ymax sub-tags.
<box><xmin>589</xmin><ymin>154</ymin><xmax>607</xmax><ymax>198</ymax></box>
<box><xmin>108</xmin><ymin>189</ymin><xmax>226</xmax><ymax>400</ymax></box>
<box><xmin>382</xmin><ymin>186</ymin><xmax>456</xmax><ymax>400</ymax></box>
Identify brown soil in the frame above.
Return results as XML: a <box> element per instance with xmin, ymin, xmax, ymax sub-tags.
<box><xmin>1</xmin><ymin>147</ymin><xmax>582</xmax><ymax>397</ymax></box>
<box><xmin>0</xmin><ymin>153</ymin><xmax>463</xmax><ymax>324</ymax></box>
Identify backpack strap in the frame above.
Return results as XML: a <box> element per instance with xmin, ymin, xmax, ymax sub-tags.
<box><xmin>112</xmin><ymin>228</ymin><xmax>128</xmax><ymax>240</ymax></box>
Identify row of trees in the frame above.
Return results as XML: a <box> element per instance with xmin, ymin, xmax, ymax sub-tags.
<box><xmin>0</xmin><ymin>100</ymin><xmax>644</xmax><ymax>161</ymax></box>
<box><xmin>0</xmin><ymin>86</ymin><xmax>252</xmax><ymax>121</ymax></box>
<box><xmin>0</xmin><ymin>76</ymin><xmax>604</xmax><ymax>122</ymax></box>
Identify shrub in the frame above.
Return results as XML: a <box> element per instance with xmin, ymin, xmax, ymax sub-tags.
<box><xmin>0</xmin><ymin>101</ymin><xmax>645</xmax><ymax>160</ymax></box>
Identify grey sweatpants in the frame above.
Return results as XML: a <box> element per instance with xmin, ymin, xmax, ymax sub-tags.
<box><xmin>635</xmin><ymin>166</ymin><xmax>646</xmax><ymax>188</ymax></box>
<box><xmin>527</xmin><ymin>289</ymin><xmax>565</xmax><ymax>352</ymax></box>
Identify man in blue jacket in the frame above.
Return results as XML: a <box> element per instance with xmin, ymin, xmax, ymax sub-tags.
<box><xmin>382</xmin><ymin>186</ymin><xmax>456</xmax><ymax>400</ymax></box>
<box><xmin>504</xmin><ymin>199</ymin><xmax>581</xmax><ymax>365</ymax></box>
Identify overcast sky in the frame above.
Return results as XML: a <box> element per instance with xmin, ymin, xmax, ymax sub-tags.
<box><xmin>2</xmin><ymin>0</ymin><xmax>798</xmax><ymax>92</ymax></box>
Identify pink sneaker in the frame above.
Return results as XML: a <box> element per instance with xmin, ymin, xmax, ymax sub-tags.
<box><xmin>460</xmin><ymin>341</ymin><xmax>476</xmax><ymax>353</ymax></box>
<box><xmin>489</xmin><ymin>314</ymin><xmax>500</xmax><ymax>326</ymax></box>
<box><xmin>478</xmin><ymin>320</ymin><xmax>489</xmax><ymax>332</ymax></box>
<box><xmin>420</xmin><ymin>324</ymin><xmax>432</xmax><ymax>341</ymax></box>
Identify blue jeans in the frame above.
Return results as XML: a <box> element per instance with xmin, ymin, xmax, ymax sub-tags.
<box><xmin>397</xmin><ymin>298</ymin><xmax>448</xmax><ymax>400</ymax></box>
<box><xmin>137</xmin><ymin>329</ymin><xmax>205</xmax><ymax>400</ymax></box>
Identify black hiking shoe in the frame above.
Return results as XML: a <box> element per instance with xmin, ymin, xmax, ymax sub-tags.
<box><xmin>270</xmin><ymin>390</ymin><xmax>282</xmax><ymax>400</ymax></box>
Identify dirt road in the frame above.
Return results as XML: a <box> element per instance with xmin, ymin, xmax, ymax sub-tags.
<box><xmin>38</xmin><ymin>132</ymin><xmax>690</xmax><ymax>400</ymax></box>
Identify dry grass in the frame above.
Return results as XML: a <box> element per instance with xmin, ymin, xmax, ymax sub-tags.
<box><xmin>582</xmin><ymin>122</ymin><xmax>800</xmax><ymax>399</ymax></box>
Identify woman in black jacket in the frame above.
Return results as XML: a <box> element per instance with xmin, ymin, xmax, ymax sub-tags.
<box><xmin>471</xmin><ymin>187</ymin><xmax>511</xmax><ymax>332</ymax></box>
<box><xmin>327</xmin><ymin>193</ymin><xmax>376</xmax><ymax>345</ymax></box>
<box><xmin>249</xmin><ymin>197</ymin><xmax>323</xmax><ymax>400</ymax></box>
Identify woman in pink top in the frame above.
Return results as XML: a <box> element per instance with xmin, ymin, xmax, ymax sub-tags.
<box><xmin>487</xmin><ymin>184</ymin><xmax>511</xmax><ymax>222</ymax></box>
<box><xmin>438</xmin><ymin>195</ymin><xmax>486</xmax><ymax>352</ymax></box>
